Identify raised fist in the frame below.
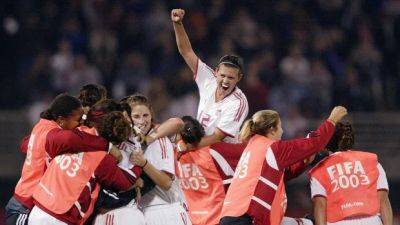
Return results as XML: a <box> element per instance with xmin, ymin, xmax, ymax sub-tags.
<box><xmin>171</xmin><ymin>9</ymin><xmax>185</xmax><ymax>23</ymax></box>
<box><xmin>328</xmin><ymin>106</ymin><xmax>348</xmax><ymax>124</ymax></box>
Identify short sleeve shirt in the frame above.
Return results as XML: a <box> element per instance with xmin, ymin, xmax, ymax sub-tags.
<box><xmin>194</xmin><ymin>59</ymin><xmax>249</xmax><ymax>143</ymax></box>
<box><xmin>139</xmin><ymin>136</ymin><xmax>184</xmax><ymax>207</ymax></box>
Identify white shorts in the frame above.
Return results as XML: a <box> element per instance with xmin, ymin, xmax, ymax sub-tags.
<box><xmin>142</xmin><ymin>202</ymin><xmax>192</xmax><ymax>225</ymax></box>
<box><xmin>328</xmin><ymin>215</ymin><xmax>382</xmax><ymax>225</ymax></box>
<box><xmin>93</xmin><ymin>205</ymin><xmax>145</xmax><ymax>225</ymax></box>
<box><xmin>28</xmin><ymin>206</ymin><xmax>67</xmax><ymax>225</ymax></box>
<box><xmin>281</xmin><ymin>217</ymin><xmax>313</xmax><ymax>225</ymax></box>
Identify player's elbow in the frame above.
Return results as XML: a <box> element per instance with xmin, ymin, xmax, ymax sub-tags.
<box><xmin>159</xmin><ymin>180</ymin><xmax>172</xmax><ymax>191</ymax></box>
<box><xmin>178</xmin><ymin>46</ymin><xmax>192</xmax><ymax>56</ymax></box>
<box><xmin>170</xmin><ymin>117</ymin><xmax>184</xmax><ymax>130</ymax></box>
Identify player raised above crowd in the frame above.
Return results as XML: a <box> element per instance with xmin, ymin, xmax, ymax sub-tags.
<box><xmin>171</xmin><ymin>8</ymin><xmax>249</xmax><ymax>147</ymax></box>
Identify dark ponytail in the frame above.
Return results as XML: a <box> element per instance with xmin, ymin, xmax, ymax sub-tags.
<box><xmin>338</xmin><ymin>123</ymin><xmax>354</xmax><ymax>150</ymax></box>
<box><xmin>326</xmin><ymin>122</ymin><xmax>355</xmax><ymax>152</ymax></box>
<box><xmin>40</xmin><ymin>94</ymin><xmax>82</xmax><ymax>120</ymax></box>
<box><xmin>85</xmin><ymin>99</ymin><xmax>124</xmax><ymax>127</ymax></box>
<box><xmin>78</xmin><ymin>84</ymin><xmax>107</xmax><ymax>107</ymax></box>
<box><xmin>180</xmin><ymin>116</ymin><xmax>205</xmax><ymax>144</ymax></box>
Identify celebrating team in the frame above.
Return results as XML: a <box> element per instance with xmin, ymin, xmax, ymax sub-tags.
<box><xmin>4</xmin><ymin>7</ymin><xmax>392</xmax><ymax>225</ymax></box>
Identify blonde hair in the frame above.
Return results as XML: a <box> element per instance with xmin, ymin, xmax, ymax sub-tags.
<box><xmin>239</xmin><ymin>110</ymin><xmax>280</xmax><ymax>141</ymax></box>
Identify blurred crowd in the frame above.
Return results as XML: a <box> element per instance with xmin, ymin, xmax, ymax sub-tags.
<box><xmin>2</xmin><ymin>0</ymin><xmax>400</xmax><ymax>138</ymax></box>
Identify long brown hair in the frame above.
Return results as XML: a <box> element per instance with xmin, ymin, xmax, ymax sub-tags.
<box><xmin>240</xmin><ymin>110</ymin><xmax>280</xmax><ymax>141</ymax></box>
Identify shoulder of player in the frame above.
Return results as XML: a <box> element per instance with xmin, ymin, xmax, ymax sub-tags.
<box><xmin>198</xmin><ymin>59</ymin><xmax>216</xmax><ymax>76</ymax></box>
<box><xmin>223</xmin><ymin>88</ymin><xmax>248</xmax><ymax>110</ymax></box>
<box><xmin>148</xmin><ymin>137</ymin><xmax>173</xmax><ymax>151</ymax></box>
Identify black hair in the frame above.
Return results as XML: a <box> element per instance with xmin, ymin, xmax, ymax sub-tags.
<box><xmin>40</xmin><ymin>93</ymin><xmax>82</xmax><ymax>120</ymax></box>
<box><xmin>326</xmin><ymin>122</ymin><xmax>355</xmax><ymax>152</ymax></box>
<box><xmin>180</xmin><ymin>116</ymin><xmax>205</xmax><ymax>144</ymax></box>
<box><xmin>85</xmin><ymin>99</ymin><xmax>124</xmax><ymax>127</ymax></box>
<box><xmin>78</xmin><ymin>84</ymin><xmax>107</xmax><ymax>107</ymax></box>
<box><xmin>218</xmin><ymin>55</ymin><xmax>244</xmax><ymax>74</ymax></box>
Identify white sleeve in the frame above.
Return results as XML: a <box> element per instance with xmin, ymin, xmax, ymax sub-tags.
<box><xmin>377</xmin><ymin>163</ymin><xmax>389</xmax><ymax>191</ymax></box>
<box><xmin>310</xmin><ymin>177</ymin><xmax>327</xmax><ymax>198</ymax></box>
<box><xmin>216</xmin><ymin>97</ymin><xmax>249</xmax><ymax>137</ymax></box>
<box><xmin>154</xmin><ymin>137</ymin><xmax>175</xmax><ymax>176</ymax></box>
<box><xmin>117</xmin><ymin>141</ymin><xmax>138</xmax><ymax>169</ymax></box>
<box><xmin>194</xmin><ymin>59</ymin><xmax>216</xmax><ymax>97</ymax></box>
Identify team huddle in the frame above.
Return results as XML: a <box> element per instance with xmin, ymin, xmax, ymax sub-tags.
<box><xmin>5</xmin><ymin>8</ymin><xmax>393</xmax><ymax>225</ymax></box>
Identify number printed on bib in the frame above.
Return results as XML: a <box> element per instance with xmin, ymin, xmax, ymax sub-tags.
<box><xmin>55</xmin><ymin>153</ymin><xmax>84</xmax><ymax>177</ymax></box>
<box><xmin>25</xmin><ymin>134</ymin><xmax>36</xmax><ymax>165</ymax></box>
<box><xmin>233</xmin><ymin>151</ymin><xmax>251</xmax><ymax>179</ymax></box>
<box><xmin>326</xmin><ymin>161</ymin><xmax>370</xmax><ymax>193</ymax></box>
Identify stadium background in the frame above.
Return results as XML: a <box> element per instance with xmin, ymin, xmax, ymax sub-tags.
<box><xmin>1</xmin><ymin>0</ymin><xmax>399</xmax><ymax>224</ymax></box>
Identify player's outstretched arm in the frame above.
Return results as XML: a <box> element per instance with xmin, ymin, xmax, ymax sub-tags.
<box><xmin>196</xmin><ymin>129</ymin><xmax>226</xmax><ymax>149</ymax></box>
<box><xmin>146</xmin><ymin>117</ymin><xmax>184</xmax><ymax>144</ymax></box>
<box><xmin>171</xmin><ymin>8</ymin><xmax>198</xmax><ymax>73</ymax></box>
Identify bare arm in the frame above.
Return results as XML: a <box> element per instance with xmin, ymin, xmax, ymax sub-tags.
<box><xmin>147</xmin><ymin>117</ymin><xmax>184</xmax><ymax>144</ymax></box>
<box><xmin>313</xmin><ymin>196</ymin><xmax>327</xmax><ymax>225</ymax></box>
<box><xmin>171</xmin><ymin>9</ymin><xmax>198</xmax><ymax>73</ymax></box>
<box><xmin>196</xmin><ymin>128</ymin><xmax>226</xmax><ymax>149</ymax></box>
<box><xmin>379</xmin><ymin>190</ymin><xmax>393</xmax><ymax>225</ymax></box>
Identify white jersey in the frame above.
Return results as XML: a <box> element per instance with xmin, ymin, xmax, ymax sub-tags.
<box><xmin>139</xmin><ymin>135</ymin><xmax>186</xmax><ymax>208</ymax></box>
<box><xmin>195</xmin><ymin>59</ymin><xmax>249</xmax><ymax>143</ymax></box>
<box><xmin>118</xmin><ymin>134</ymin><xmax>142</xmax><ymax>170</ymax></box>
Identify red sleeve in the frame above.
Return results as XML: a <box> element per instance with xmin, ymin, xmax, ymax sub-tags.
<box><xmin>20</xmin><ymin>135</ymin><xmax>30</xmax><ymax>154</ymax></box>
<box><xmin>45</xmin><ymin>128</ymin><xmax>109</xmax><ymax>159</ymax></box>
<box><xmin>271</xmin><ymin>120</ymin><xmax>335</xmax><ymax>170</ymax></box>
<box><xmin>94</xmin><ymin>155</ymin><xmax>142</xmax><ymax>191</ymax></box>
<box><xmin>284</xmin><ymin>161</ymin><xmax>307</xmax><ymax>181</ymax></box>
<box><xmin>210</xmin><ymin>142</ymin><xmax>247</xmax><ymax>169</ymax></box>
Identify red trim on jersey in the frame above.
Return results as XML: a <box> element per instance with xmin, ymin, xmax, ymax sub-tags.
<box><xmin>162</xmin><ymin>138</ymin><xmax>167</xmax><ymax>159</ymax></box>
<box><xmin>180</xmin><ymin>212</ymin><xmax>188</xmax><ymax>225</ymax></box>
<box><xmin>233</xmin><ymin>92</ymin><xmax>246</xmax><ymax>122</ymax></box>
<box><xmin>158</xmin><ymin>138</ymin><xmax>167</xmax><ymax>159</ymax></box>
<box><xmin>216</xmin><ymin>127</ymin><xmax>235</xmax><ymax>138</ymax></box>
<box><xmin>233</xmin><ymin>93</ymin><xmax>243</xmax><ymax>122</ymax></box>
<box><xmin>193</xmin><ymin>58</ymin><xmax>199</xmax><ymax>80</ymax></box>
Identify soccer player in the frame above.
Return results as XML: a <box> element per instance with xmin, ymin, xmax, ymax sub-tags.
<box><xmin>98</xmin><ymin>94</ymin><xmax>190</xmax><ymax>225</ymax></box>
<box><xmin>5</xmin><ymin>94</ymin><xmax>115</xmax><ymax>225</ymax></box>
<box><xmin>175</xmin><ymin>116</ymin><xmax>246</xmax><ymax>225</ymax></box>
<box><xmin>28</xmin><ymin>111</ymin><xmax>142</xmax><ymax>225</ymax></box>
<box><xmin>171</xmin><ymin>9</ymin><xmax>249</xmax><ymax>148</ymax></box>
<box><xmin>309</xmin><ymin>122</ymin><xmax>393</xmax><ymax>225</ymax></box>
<box><xmin>219</xmin><ymin>106</ymin><xmax>348</xmax><ymax>225</ymax></box>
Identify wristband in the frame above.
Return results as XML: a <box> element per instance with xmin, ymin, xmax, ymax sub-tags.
<box><xmin>141</xmin><ymin>159</ymin><xmax>148</xmax><ymax>168</ymax></box>
<box><xmin>107</xmin><ymin>143</ymin><xmax>113</xmax><ymax>153</ymax></box>
<box><xmin>177</xmin><ymin>140</ymin><xmax>186</xmax><ymax>153</ymax></box>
